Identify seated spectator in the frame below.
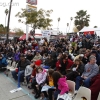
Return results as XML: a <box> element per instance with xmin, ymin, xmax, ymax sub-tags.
<box><xmin>12</xmin><ymin>54</ymin><xmax>30</xmax><ymax>82</ymax></box>
<box><xmin>24</xmin><ymin>62</ymin><xmax>34</xmax><ymax>85</ymax></box>
<box><xmin>43</xmin><ymin>54</ymin><xmax>55</xmax><ymax>69</ymax></box>
<box><xmin>57</xmin><ymin>53</ymin><xmax>63</xmax><ymax>60</ymax></box>
<box><xmin>82</xmin><ymin>49</ymin><xmax>90</xmax><ymax>65</ymax></box>
<box><xmin>13</xmin><ymin>49</ymin><xmax>20</xmax><ymax>63</ymax></box>
<box><xmin>66</xmin><ymin>59</ymin><xmax>84</xmax><ymax>81</ymax></box>
<box><xmin>32</xmin><ymin>67</ymin><xmax>47</xmax><ymax>99</ymax></box>
<box><xmin>56</xmin><ymin>54</ymin><xmax>73</xmax><ymax>75</ymax></box>
<box><xmin>41</xmin><ymin>53</ymin><xmax>48</xmax><ymax>65</ymax></box>
<box><xmin>43</xmin><ymin>69</ymin><xmax>55</xmax><ymax>100</ymax></box>
<box><xmin>32</xmin><ymin>51</ymin><xmax>42</xmax><ymax>62</ymax></box>
<box><xmin>75</xmin><ymin>55</ymin><xmax>99</xmax><ymax>90</ymax></box>
<box><xmin>52</xmin><ymin>71</ymin><xmax>69</xmax><ymax>100</ymax></box>
<box><xmin>26</xmin><ymin>50</ymin><xmax>33</xmax><ymax>61</ymax></box>
<box><xmin>74</xmin><ymin>54</ymin><xmax>84</xmax><ymax>61</ymax></box>
<box><xmin>91</xmin><ymin>50</ymin><xmax>100</xmax><ymax>66</ymax></box>
<box><xmin>0</xmin><ymin>53</ymin><xmax>8</xmax><ymax>68</ymax></box>
<box><xmin>28</xmin><ymin>60</ymin><xmax>42</xmax><ymax>89</ymax></box>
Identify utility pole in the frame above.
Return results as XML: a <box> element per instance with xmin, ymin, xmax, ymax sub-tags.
<box><xmin>6</xmin><ymin>0</ymin><xmax>13</xmax><ymax>42</ymax></box>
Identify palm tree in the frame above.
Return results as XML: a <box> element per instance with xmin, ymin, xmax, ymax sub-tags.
<box><xmin>68</xmin><ymin>17</ymin><xmax>73</xmax><ymax>33</ymax></box>
<box><xmin>66</xmin><ymin>23</ymin><xmax>69</xmax><ymax>33</ymax></box>
<box><xmin>5</xmin><ymin>9</ymin><xmax>9</xmax><ymax>34</ymax></box>
<box><xmin>6</xmin><ymin>0</ymin><xmax>13</xmax><ymax>41</ymax></box>
<box><xmin>57</xmin><ymin>17</ymin><xmax>60</xmax><ymax>34</ymax></box>
<box><xmin>57</xmin><ymin>18</ymin><xmax>60</xmax><ymax>28</ymax></box>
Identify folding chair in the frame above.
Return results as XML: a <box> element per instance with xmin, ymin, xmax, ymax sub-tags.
<box><xmin>67</xmin><ymin>80</ymin><xmax>75</xmax><ymax>97</ymax></box>
<box><xmin>74</xmin><ymin>86</ymin><xmax>91</xmax><ymax>100</ymax></box>
<box><xmin>97</xmin><ymin>92</ymin><xmax>100</xmax><ymax>100</ymax></box>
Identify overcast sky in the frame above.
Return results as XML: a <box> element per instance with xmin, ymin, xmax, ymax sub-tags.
<box><xmin>0</xmin><ymin>0</ymin><xmax>100</xmax><ymax>33</ymax></box>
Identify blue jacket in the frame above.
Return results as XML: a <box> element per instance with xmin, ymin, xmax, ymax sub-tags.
<box><xmin>0</xmin><ymin>57</ymin><xmax>8</xmax><ymax>66</ymax></box>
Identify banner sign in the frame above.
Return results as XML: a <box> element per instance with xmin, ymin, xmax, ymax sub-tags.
<box><xmin>42</xmin><ymin>30</ymin><xmax>51</xmax><ymax>37</ymax></box>
<box><xmin>26</xmin><ymin>0</ymin><xmax>37</xmax><ymax>5</ymax></box>
<box><xmin>27</xmin><ymin>4</ymin><xmax>37</xmax><ymax>12</ymax></box>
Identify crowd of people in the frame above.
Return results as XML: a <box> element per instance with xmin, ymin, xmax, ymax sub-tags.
<box><xmin>0</xmin><ymin>33</ymin><xmax>100</xmax><ymax>100</ymax></box>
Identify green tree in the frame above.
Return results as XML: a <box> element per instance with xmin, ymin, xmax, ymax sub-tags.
<box><xmin>14</xmin><ymin>28</ymin><xmax>24</xmax><ymax>36</ymax></box>
<box><xmin>5</xmin><ymin>9</ymin><xmax>9</xmax><ymax>26</ymax></box>
<box><xmin>0</xmin><ymin>24</ymin><xmax>5</xmax><ymax>34</ymax></box>
<box><xmin>74</xmin><ymin>10</ymin><xmax>90</xmax><ymax>31</ymax></box>
<box><xmin>0</xmin><ymin>24</ymin><xmax>4</xmax><ymax>27</ymax></box>
<box><xmin>4</xmin><ymin>9</ymin><xmax>9</xmax><ymax>34</ymax></box>
<box><xmin>16</xmin><ymin>8</ymin><xmax>53</xmax><ymax>35</ymax></box>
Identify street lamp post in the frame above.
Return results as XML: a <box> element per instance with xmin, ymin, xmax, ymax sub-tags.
<box><xmin>6</xmin><ymin>0</ymin><xmax>13</xmax><ymax>42</ymax></box>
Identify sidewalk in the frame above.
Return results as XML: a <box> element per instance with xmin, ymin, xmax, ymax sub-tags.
<box><xmin>0</xmin><ymin>72</ymin><xmax>37</xmax><ymax>100</ymax></box>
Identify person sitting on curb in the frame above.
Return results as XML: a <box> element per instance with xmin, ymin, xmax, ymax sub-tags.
<box><xmin>12</xmin><ymin>54</ymin><xmax>30</xmax><ymax>82</ymax></box>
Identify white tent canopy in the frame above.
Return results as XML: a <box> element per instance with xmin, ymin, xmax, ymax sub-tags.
<box><xmin>79</xmin><ymin>27</ymin><xmax>94</xmax><ymax>32</ymax></box>
<box><xmin>79</xmin><ymin>27</ymin><xmax>100</xmax><ymax>32</ymax></box>
<box><xmin>79</xmin><ymin>27</ymin><xmax>100</xmax><ymax>36</ymax></box>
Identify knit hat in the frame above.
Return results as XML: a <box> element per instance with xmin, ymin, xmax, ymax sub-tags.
<box><xmin>35</xmin><ymin>60</ymin><xmax>42</xmax><ymax>66</ymax></box>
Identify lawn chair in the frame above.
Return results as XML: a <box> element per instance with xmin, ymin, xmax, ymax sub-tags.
<box><xmin>67</xmin><ymin>80</ymin><xmax>75</xmax><ymax>98</ymax></box>
<box><xmin>74</xmin><ymin>86</ymin><xmax>91</xmax><ymax>100</ymax></box>
<box><xmin>97</xmin><ymin>92</ymin><xmax>100</xmax><ymax>100</ymax></box>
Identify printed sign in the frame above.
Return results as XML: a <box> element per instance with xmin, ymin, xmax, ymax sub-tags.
<box><xmin>26</xmin><ymin>0</ymin><xmax>37</xmax><ymax>5</ymax></box>
<box><xmin>42</xmin><ymin>30</ymin><xmax>51</xmax><ymax>37</ymax></box>
<box><xmin>27</xmin><ymin>4</ymin><xmax>37</xmax><ymax>12</ymax></box>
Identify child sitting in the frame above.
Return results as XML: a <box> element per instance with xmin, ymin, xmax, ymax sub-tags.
<box><xmin>42</xmin><ymin>69</ymin><xmax>55</xmax><ymax>100</ymax></box>
<box><xmin>52</xmin><ymin>71</ymin><xmax>69</xmax><ymax>100</ymax></box>
<box><xmin>32</xmin><ymin>67</ymin><xmax>47</xmax><ymax>99</ymax></box>
<box><xmin>41</xmin><ymin>53</ymin><xmax>48</xmax><ymax>65</ymax></box>
<box><xmin>28</xmin><ymin>60</ymin><xmax>42</xmax><ymax>89</ymax></box>
<box><xmin>24</xmin><ymin>63</ymin><xmax>34</xmax><ymax>85</ymax></box>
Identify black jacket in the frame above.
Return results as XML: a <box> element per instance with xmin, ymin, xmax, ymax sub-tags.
<box><xmin>17</xmin><ymin>59</ymin><xmax>30</xmax><ymax>71</ymax></box>
<box><xmin>71</xmin><ymin>63</ymin><xmax>84</xmax><ymax>75</ymax></box>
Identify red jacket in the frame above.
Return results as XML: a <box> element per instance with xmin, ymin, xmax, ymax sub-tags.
<box><xmin>90</xmin><ymin>74</ymin><xmax>100</xmax><ymax>100</ymax></box>
<box><xmin>56</xmin><ymin>59</ymin><xmax>73</xmax><ymax>70</ymax></box>
<box><xmin>31</xmin><ymin>68</ymin><xmax>36</xmax><ymax>77</ymax></box>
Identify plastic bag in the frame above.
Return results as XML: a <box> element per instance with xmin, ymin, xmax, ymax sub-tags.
<box><xmin>57</xmin><ymin>93</ymin><xmax>72</xmax><ymax>100</ymax></box>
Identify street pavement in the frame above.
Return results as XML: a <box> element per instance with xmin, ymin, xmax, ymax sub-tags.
<box><xmin>0</xmin><ymin>72</ymin><xmax>37</xmax><ymax>100</ymax></box>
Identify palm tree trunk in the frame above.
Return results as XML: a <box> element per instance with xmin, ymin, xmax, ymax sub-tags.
<box><xmin>5</xmin><ymin>15</ymin><xmax>7</xmax><ymax>34</ymax></box>
<box><xmin>68</xmin><ymin>20</ymin><xmax>71</xmax><ymax>33</ymax></box>
<box><xmin>6</xmin><ymin>0</ymin><xmax>13</xmax><ymax>42</ymax></box>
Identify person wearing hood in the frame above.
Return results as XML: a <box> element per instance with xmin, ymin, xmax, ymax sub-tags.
<box><xmin>91</xmin><ymin>50</ymin><xmax>100</xmax><ymax>66</ymax></box>
<box><xmin>52</xmin><ymin>71</ymin><xmax>69</xmax><ymax>100</ymax></box>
